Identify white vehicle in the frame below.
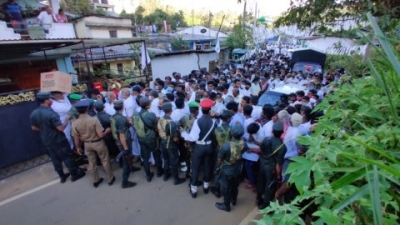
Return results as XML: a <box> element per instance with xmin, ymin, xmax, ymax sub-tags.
<box><xmin>258</xmin><ymin>84</ymin><xmax>307</xmax><ymax>106</ymax></box>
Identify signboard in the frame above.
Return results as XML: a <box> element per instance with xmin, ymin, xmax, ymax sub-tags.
<box><xmin>200</xmin><ymin>28</ymin><xmax>207</xmax><ymax>33</ymax></box>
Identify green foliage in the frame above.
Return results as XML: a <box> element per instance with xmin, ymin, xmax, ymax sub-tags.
<box><xmin>225</xmin><ymin>17</ymin><xmax>253</xmax><ymax>49</ymax></box>
<box><xmin>325</xmin><ymin>54</ymin><xmax>367</xmax><ymax>76</ymax></box>
<box><xmin>94</xmin><ymin>8</ymin><xmax>107</xmax><ymax>16</ymax></box>
<box><xmin>259</xmin><ymin>16</ymin><xmax>400</xmax><ymax>224</ymax></box>
<box><xmin>60</xmin><ymin>0</ymin><xmax>93</xmax><ymax>16</ymax></box>
<box><xmin>170</xmin><ymin>36</ymin><xmax>189</xmax><ymax>51</ymax></box>
<box><xmin>274</xmin><ymin>0</ymin><xmax>400</xmax><ymax>33</ymax></box>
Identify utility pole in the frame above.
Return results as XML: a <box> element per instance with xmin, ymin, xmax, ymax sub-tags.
<box><xmin>242</xmin><ymin>0</ymin><xmax>247</xmax><ymax>48</ymax></box>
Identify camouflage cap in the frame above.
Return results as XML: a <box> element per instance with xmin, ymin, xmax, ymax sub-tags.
<box><xmin>114</xmin><ymin>100</ymin><xmax>123</xmax><ymax>108</ymax></box>
<box><xmin>272</xmin><ymin>122</ymin><xmax>284</xmax><ymax>131</ymax></box>
<box><xmin>231</xmin><ymin>123</ymin><xmax>244</xmax><ymax>138</ymax></box>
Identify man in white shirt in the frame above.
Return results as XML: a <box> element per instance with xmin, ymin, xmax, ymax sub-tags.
<box><xmin>149</xmin><ymin>90</ymin><xmax>161</xmax><ymax>119</ymax></box>
<box><xmin>37</xmin><ymin>6</ymin><xmax>55</xmax><ymax>33</ymax></box>
<box><xmin>104</xmin><ymin>91</ymin><xmax>116</xmax><ymax>115</ymax></box>
<box><xmin>170</xmin><ymin>98</ymin><xmax>189</xmax><ymax>124</ymax></box>
<box><xmin>51</xmin><ymin>91</ymin><xmax>73</xmax><ymax>149</ymax></box>
<box><xmin>121</xmin><ymin>88</ymin><xmax>134</xmax><ymax>117</ymax></box>
<box><xmin>260</xmin><ymin>105</ymin><xmax>276</xmax><ymax>138</ymax></box>
<box><xmin>250</xmin><ymin>96</ymin><xmax>262</xmax><ymax>120</ymax></box>
<box><xmin>240</xmin><ymin>80</ymin><xmax>252</xmax><ymax>97</ymax></box>
<box><xmin>232</xmin><ymin>88</ymin><xmax>243</xmax><ymax>104</ymax></box>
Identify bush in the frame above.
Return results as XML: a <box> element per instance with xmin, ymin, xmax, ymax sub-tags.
<box><xmin>258</xmin><ymin>14</ymin><xmax>400</xmax><ymax>225</ymax></box>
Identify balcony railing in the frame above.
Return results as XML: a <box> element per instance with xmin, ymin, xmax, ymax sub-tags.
<box><xmin>0</xmin><ymin>21</ymin><xmax>76</xmax><ymax>40</ymax></box>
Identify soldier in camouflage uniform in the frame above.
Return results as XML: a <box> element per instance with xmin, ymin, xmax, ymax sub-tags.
<box><xmin>215</xmin><ymin>124</ymin><xmax>246</xmax><ymax>212</ymax></box>
<box><xmin>257</xmin><ymin>122</ymin><xmax>287</xmax><ymax>210</ymax></box>
<box><xmin>211</xmin><ymin>110</ymin><xmax>234</xmax><ymax>198</ymax></box>
<box><xmin>179</xmin><ymin>101</ymin><xmax>200</xmax><ymax>178</ymax></box>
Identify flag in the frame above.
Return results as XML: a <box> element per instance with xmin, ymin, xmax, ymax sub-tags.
<box><xmin>141</xmin><ymin>42</ymin><xmax>151</xmax><ymax>70</ymax></box>
<box><xmin>215</xmin><ymin>38</ymin><xmax>220</xmax><ymax>53</ymax></box>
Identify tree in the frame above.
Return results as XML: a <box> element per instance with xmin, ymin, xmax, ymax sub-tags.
<box><xmin>225</xmin><ymin>16</ymin><xmax>253</xmax><ymax>49</ymax></box>
<box><xmin>60</xmin><ymin>0</ymin><xmax>93</xmax><ymax>16</ymax></box>
<box><xmin>274</xmin><ymin>0</ymin><xmax>400</xmax><ymax>33</ymax></box>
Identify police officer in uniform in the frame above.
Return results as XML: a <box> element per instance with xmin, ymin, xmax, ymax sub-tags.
<box><xmin>179</xmin><ymin>101</ymin><xmax>200</xmax><ymax>179</ymax></box>
<box><xmin>215</xmin><ymin>124</ymin><xmax>246</xmax><ymax>212</ymax></box>
<box><xmin>30</xmin><ymin>92</ymin><xmax>85</xmax><ymax>183</ymax></box>
<box><xmin>256</xmin><ymin>122</ymin><xmax>287</xmax><ymax>209</ymax></box>
<box><xmin>71</xmin><ymin>100</ymin><xmax>115</xmax><ymax>188</ymax></box>
<box><xmin>182</xmin><ymin>98</ymin><xmax>216</xmax><ymax>198</ymax></box>
<box><xmin>158</xmin><ymin>102</ymin><xmax>186</xmax><ymax>185</ymax></box>
<box><xmin>111</xmin><ymin>100</ymin><xmax>137</xmax><ymax>188</ymax></box>
<box><xmin>94</xmin><ymin>101</ymin><xmax>119</xmax><ymax>157</ymax></box>
<box><xmin>211</xmin><ymin>109</ymin><xmax>234</xmax><ymax>198</ymax></box>
<box><xmin>133</xmin><ymin>97</ymin><xmax>163</xmax><ymax>182</ymax></box>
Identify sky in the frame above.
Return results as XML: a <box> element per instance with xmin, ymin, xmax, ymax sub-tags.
<box><xmin>161</xmin><ymin>0</ymin><xmax>291</xmax><ymax>17</ymax></box>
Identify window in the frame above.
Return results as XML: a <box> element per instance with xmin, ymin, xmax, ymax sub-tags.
<box><xmin>109</xmin><ymin>30</ymin><xmax>117</xmax><ymax>38</ymax></box>
<box><xmin>203</xmin><ymin>44</ymin><xmax>210</xmax><ymax>50</ymax></box>
<box><xmin>195</xmin><ymin>44</ymin><xmax>202</xmax><ymax>51</ymax></box>
<box><xmin>117</xmin><ymin>63</ymin><xmax>123</xmax><ymax>75</ymax></box>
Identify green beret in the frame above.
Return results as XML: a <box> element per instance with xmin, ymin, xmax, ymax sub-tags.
<box><xmin>36</xmin><ymin>91</ymin><xmax>51</xmax><ymax>100</ymax></box>
<box><xmin>162</xmin><ymin>102</ymin><xmax>172</xmax><ymax>111</ymax></box>
<box><xmin>231</xmin><ymin>124</ymin><xmax>244</xmax><ymax>138</ymax></box>
<box><xmin>94</xmin><ymin>101</ymin><xmax>104</xmax><ymax>109</ymax></box>
<box><xmin>188</xmin><ymin>101</ymin><xmax>199</xmax><ymax>108</ymax></box>
<box><xmin>69</xmin><ymin>93</ymin><xmax>82</xmax><ymax>101</ymax></box>
<box><xmin>114</xmin><ymin>100</ymin><xmax>123</xmax><ymax>108</ymax></box>
<box><xmin>273</xmin><ymin>122</ymin><xmax>284</xmax><ymax>131</ymax></box>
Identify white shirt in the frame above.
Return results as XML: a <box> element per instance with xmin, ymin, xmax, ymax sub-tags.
<box><xmin>171</xmin><ymin>108</ymin><xmax>189</xmax><ymax>124</ymax></box>
<box><xmin>122</xmin><ymin>96</ymin><xmax>134</xmax><ymax>117</ymax></box>
<box><xmin>37</xmin><ymin>11</ymin><xmax>54</xmax><ymax>30</ymax></box>
<box><xmin>250</xmin><ymin>83</ymin><xmax>261</xmax><ymax>96</ymax></box>
<box><xmin>251</xmin><ymin>105</ymin><xmax>262</xmax><ymax>120</ymax></box>
<box><xmin>242</xmin><ymin>127</ymin><xmax>263</xmax><ymax>161</ymax></box>
<box><xmin>299</xmin><ymin>121</ymin><xmax>311</xmax><ymax>136</ymax></box>
<box><xmin>104</xmin><ymin>102</ymin><xmax>116</xmax><ymax>116</ymax></box>
<box><xmin>240</xmin><ymin>88</ymin><xmax>251</xmax><ymax>97</ymax></box>
<box><xmin>211</xmin><ymin>102</ymin><xmax>225</xmax><ymax>116</ymax></box>
<box><xmin>51</xmin><ymin>96</ymin><xmax>72</xmax><ymax>148</ymax></box>
<box><xmin>284</xmin><ymin>126</ymin><xmax>301</xmax><ymax>159</ymax></box>
<box><xmin>261</xmin><ymin>120</ymin><xmax>274</xmax><ymax>138</ymax></box>
<box><xmin>149</xmin><ymin>98</ymin><xmax>161</xmax><ymax>118</ymax></box>
<box><xmin>233</xmin><ymin>94</ymin><xmax>243</xmax><ymax>104</ymax></box>
<box><xmin>243</xmin><ymin>117</ymin><xmax>255</xmax><ymax>140</ymax></box>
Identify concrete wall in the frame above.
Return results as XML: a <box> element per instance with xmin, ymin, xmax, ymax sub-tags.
<box><xmin>109</xmin><ymin>59</ymin><xmax>135</xmax><ymax>74</ymax></box>
<box><xmin>176</xmin><ymin>26</ymin><xmax>228</xmax><ymax>38</ymax></box>
<box><xmin>74</xmin><ymin>16</ymin><xmax>133</xmax><ymax>38</ymax></box>
<box><xmin>152</xmin><ymin>51</ymin><xmax>219</xmax><ymax>80</ymax></box>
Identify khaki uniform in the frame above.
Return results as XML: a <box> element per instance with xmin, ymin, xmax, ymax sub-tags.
<box><xmin>72</xmin><ymin>114</ymin><xmax>114</xmax><ymax>183</ymax></box>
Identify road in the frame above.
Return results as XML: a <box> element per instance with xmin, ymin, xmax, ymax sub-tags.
<box><xmin>0</xmin><ymin>162</ymin><xmax>257</xmax><ymax>225</ymax></box>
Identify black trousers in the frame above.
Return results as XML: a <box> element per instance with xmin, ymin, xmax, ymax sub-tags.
<box><xmin>47</xmin><ymin>141</ymin><xmax>80</xmax><ymax>178</ymax></box>
<box><xmin>116</xmin><ymin>141</ymin><xmax>131</xmax><ymax>185</ymax></box>
<box><xmin>191</xmin><ymin>143</ymin><xmax>214</xmax><ymax>186</ymax></box>
<box><xmin>221</xmin><ymin>176</ymin><xmax>240</xmax><ymax>207</ymax></box>
<box><xmin>257</xmin><ymin>163</ymin><xmax>276</xmax><ymax>206</ymax></box>
<box><xmin>139</xmin><ymin>140</ymin><xmax>162</xmax><ymax>175</ymax></box>
<box><xmin>160</xmin><ymin>142</ymin><xmax>180</xmax><ymax>180</ymax></box>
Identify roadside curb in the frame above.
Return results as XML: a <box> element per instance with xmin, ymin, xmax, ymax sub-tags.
<box><xmin>239</xmin><ymin>206</ymin><xmax>262</xmax><ymax>225</ymax></box>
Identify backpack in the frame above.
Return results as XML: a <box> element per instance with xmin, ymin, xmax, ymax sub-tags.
<box><xmin>132</xmin><ymin>111</ymin><xmax>149</xmax><ymax>139</ymax></box>
<box><xmin>157</xmin><ymin>118</ymin><xmax>171</xmax><ymax>140</ymax></box>
<box><xmin>215</xmin><ymin>125</ymin><xmax>231</xmax><ymax>149</ymax></box>
<box><xmin>110</xmin><ymin>114</ymin><xmax>120</xmax><ymax>141</ymax></box>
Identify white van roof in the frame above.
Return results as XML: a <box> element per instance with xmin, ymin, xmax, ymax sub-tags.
<box><xmin>269</xmin><ymin>84</ymin><xmax>306</xmax><ymax>95</ymax></box>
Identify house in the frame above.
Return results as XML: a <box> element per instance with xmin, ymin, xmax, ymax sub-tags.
<box><xmin>176</xmin><ymin>26</ymin><xmax>228</xmax><ymax>40</ymax></box>
<box><xmin>0</xmin><ymin>0</ymin><xmax>146</xmax><ymax>177</ymax></box>
<box><xmin>72</xmin><ymin>15</ymin><xmax>135</xmax><ymax>39</ymax></box>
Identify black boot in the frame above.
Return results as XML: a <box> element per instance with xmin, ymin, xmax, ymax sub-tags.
<box><xmin>157</xmin><ymin>168</ymin><xmax>164</xmax><ymax>177</ymax></box>
<box><xmin>146</xmin><ymin>172</ymin><xmax>154</xmax><ymax>182</ymax></box>
<box><xmin>60</xmin><ymin>172</ymin><xmax>70</xmax><ymax>183</ymax></box>
<box><xmin>215</xmin><ymin>202</ymin><xmax>230</xmax><ymax>212</ymax></box>
<box><xmin>174</xmin><ymin>177</ymin><xmax>186</xmax><ymax>185</ymax></box>
<box><xmin>211</xmin><ymin>186</ymin><xmax>221</xmax><ymax>198</ymax></box>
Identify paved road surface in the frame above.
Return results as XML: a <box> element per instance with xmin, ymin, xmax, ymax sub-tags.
<box><xmin>0</xmin><ymin>162</ymin><xmax>257</xmax><ymax>225</ymax></box>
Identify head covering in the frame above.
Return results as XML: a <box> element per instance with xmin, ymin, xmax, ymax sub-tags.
<box><xmin>36</xmin><ymin>92</ymin><xmax>51</xmax><ymax>100</ymax></box>
<box><xmin>188</xmin><ymin>101</ymin><xmax>199</xmax><ymax>108</ymax></box>
<box><xmin>139</xmin><ymin>96</ymin><xmax>150</xmax><ymax>106</ymax></box>
<box><xmin>200</xmin><ymin>98</ymin><xmax>214</xmax><ymax>109</ymax></box>
<box><xmin>74</xmin><ymin>99</ymin><xmax>90</xmax><ymax>109</ymax></box>
<box><xmin>94</xmin><ymin>100</ymin><xmax>104</xmax><ymax>109</ymax></box>
<box><xmin>221</xmin><ymin>109</ymin><xmax>234</xmax><ymax>118</ymax></box>
<box><xmin>231</xmin><ymin>124</ymin><xmax>244</xmax><ymax>138</ymax></box>
<box><xmin>69</xmin><ymin>93</ymin><xmax>82</xmax><ymax>101</ymax></box>
<box><xmin>132</xmin><ymin>85</ymin><xmax>141</xmax><ymax>93</ymax></box>
<box><xmin>162</xmin><ymin>102</ymin><xmax>172</xmax><ymax>111</ymax></box>
<box><xmin>113</xmin><ymin>100</ymin><xmax>123</xmax><ymax>108</ymax></box>
<box><xmin>150</xmin><ymin>90</ymin><xmax>159</xmax><ymax>98</ymax></box>
<box><xmin>290</xmin><ymin>113</ymin><xmax>303</xmax><ymax>127</ymax></box>
<box><xmin>272</xmin><ymin>122</ymin><xmax>284</xmax><ymax>131</ymax></box>
<box><xmin>88</xmin><ymin>98</ymin><xmax>94</xmax><ymax>107</ymax></box>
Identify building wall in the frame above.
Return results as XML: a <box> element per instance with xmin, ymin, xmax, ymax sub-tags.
<box><xmin>74</xmin><ymin>16</ymin><xmax>133</xmax><ymax>38</ymax></box>
<box><xmin>176</xmin><ymin>26</ymin><xmax>228</xmax><ymax>38</ymax></box>
<box><xmin>109</xmin><ymin>59</ymin><xmax>135</xmax><ymax>74</ymax></box>
<box><xmin>152</xmin><ymin>52</ymin><xmax>219</xmax><ymax>80</ymax></box>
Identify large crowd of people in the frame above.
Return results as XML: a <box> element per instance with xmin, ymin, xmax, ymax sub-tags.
<box><xmin>30</xmin><ymin>49</ymin><xmax>344</xmax><ymax>212</ymax></box>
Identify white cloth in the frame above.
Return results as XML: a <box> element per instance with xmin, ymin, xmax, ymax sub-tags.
<box><xmin>122</xmin><ymin>96</ymin><xmax>134</xmax><ymax>117</ymax></box>
<box><xmin>251</xmin><ymin>105</ymin><xmax>262</xmax><ymax>120</ymax></box>
<box><xmin>104</xmin><ymin>102</ymin><xmax>116</xmax><ymax>116</ymax></box>
<box><xmin>181</xmin><ymin>119</ymin><xmax>200</xmax><ymax>142</ymax></box>
<box><xmin>150</xmin><ymin>98</ymin><xmax>161</xmax><ymax>117</ymax></box>
<box><xmin>51</xmin><ymin>97</ymin><xmax>73</xmax><ymax>149</ymax></box>
<box><xmin>171</xmin><ymin>108</ymin><xmax>189</xmax><ymax>124</ymax></box>
<box><xmin>250</xmin><ymin>83</ymin><xmax>261</xmax><ymax>96</ymax></box>
<box><xmin>284</xmin><ymin>126</ymin><xmax>301</xmax><ymax>159</ymax></box>
<box><xmin>261</xmin><ymin>120</ymin><xmax>274</xmax><ymax>138</ymax></box>
<box><xmin>37</xmin><ymin>11</ymin><xmax>54</xmax><ymax>30</ymax></box>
